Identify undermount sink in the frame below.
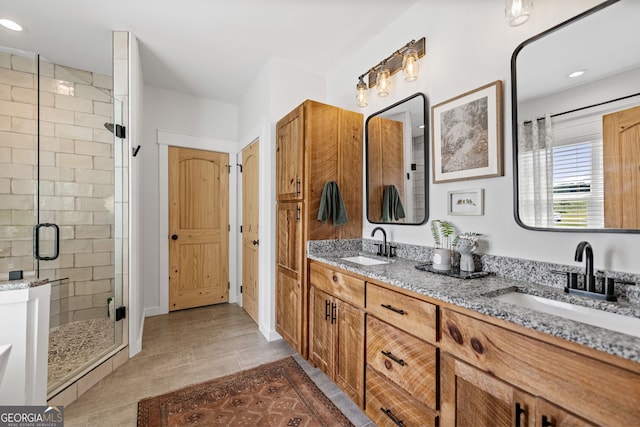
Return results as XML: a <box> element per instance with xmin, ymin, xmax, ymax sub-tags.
<box><xmin>494</xmin><ymin>292</ymin><xmax>640</xmax><ymax>339</ymax></box>
<box><xmin>341</xmin><ymin>255</ymin><xmax>389</xmax><ymax>266</ymax></box>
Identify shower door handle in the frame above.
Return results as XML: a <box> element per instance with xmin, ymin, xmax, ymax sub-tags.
<box><xmin>34</xmin><ymin>223</ymin><xmax>60</xmax><ymax>261</ymax></box>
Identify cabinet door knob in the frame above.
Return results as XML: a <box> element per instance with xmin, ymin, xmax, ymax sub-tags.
<box><xmin>171</xmin><ymin>234</ymin><xmax>178</xmax><ymax>240</ymax></box>
<box><xmin>252</xmin><ymin>240</ymin><xmax>259</xmax><ymax>246</ymax></box>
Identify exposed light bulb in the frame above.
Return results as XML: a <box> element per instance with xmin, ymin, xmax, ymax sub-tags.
<box><xmin>376</xmin><ymin>66</ymin><xmax>391</xmax><ymax>97</ymax></box>
<box><xmin>505</xmin><ymin>0</ymin><xmax>532</xmax><ymax>27</ymax></box>
<box><xmin>403</xmin><ymin>47</ymin><xmax>419</xmax><ymax>82</ymax></box>
<box><xmin>356</xmin><ymin>78</ymin><xmax>368</xmax><ymax>107</ymax></box>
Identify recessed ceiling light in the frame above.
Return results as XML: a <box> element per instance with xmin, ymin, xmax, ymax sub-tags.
<box><xmin>0</xmin><ymin>18</ymin><xmax>26</xmax><ymax>32</ymax></box>
<box><xmin>567</xmin><ymin>70</ymin><xmax>587</xmax><ymax>78</ymax></box>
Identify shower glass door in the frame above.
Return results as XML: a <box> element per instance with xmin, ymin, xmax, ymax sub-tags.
<box><xmin>0</xmin><ymin>46</ymin><xmax>126</xmax><ymax>396</ymax></box>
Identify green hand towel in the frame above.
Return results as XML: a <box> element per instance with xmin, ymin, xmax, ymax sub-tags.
<box><xmin>318</xmin><ymin>181</ymin><xmax>348</xmax><ymax>226</ymax></box>
<box><xmin>382</xmin><ymin>185</ymin><xmax>406</xmax><ymax>222</ymax></box>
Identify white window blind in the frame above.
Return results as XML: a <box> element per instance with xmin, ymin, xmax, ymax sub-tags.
<box><xmin>519</xmin><ymin>96</ymin><xmax>639</xmax><ymax>229</ymax></box>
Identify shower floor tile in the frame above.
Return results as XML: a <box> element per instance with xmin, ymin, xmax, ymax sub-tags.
<box><xmin>48</xmin><ymin>317</ymin><xmax>116</xmax><ymax>389</ymax></box>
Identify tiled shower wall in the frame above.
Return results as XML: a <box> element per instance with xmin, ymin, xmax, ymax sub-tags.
<box><xmin>0</xmin><ymin>50</ymin><xmax>115</xmax><ymax>327</ymax></box>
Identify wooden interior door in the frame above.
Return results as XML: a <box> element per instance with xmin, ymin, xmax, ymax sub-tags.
<box><xmin>241</xmin><ymin>140</ymin><xmax>259</xmax><ymax>323</ymax></box>
<box><xmin>169</xmin><ymin>146</ymin><xmax>229</xmax><ymax>311</ymax></box>
<box><xmin>603</xmin><ymin>105</ymin><xmax>640</xmax><ymax>228</ymax></box>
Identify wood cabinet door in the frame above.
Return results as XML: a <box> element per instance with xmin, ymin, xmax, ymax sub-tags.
<box><xmin>440</xmin><ymin>353</ymin><xmax>535</xmax><ymax>427</ymax></box>
<box><xmin>334</xmin><ymin>299</ymin><xmax>365</xmax><ymax>408</ymax></box>
<box><xmin>275</xmin><ymin>266</ymin><xmax>300</xmax><ymax>351</ymax></box>
<box><xmin>276</xmin><ymin>202</ymin><xmax>302</xmax><ymax>274</ymax></box>
<box><xmin>309</xmin><ymin>286</ymin><xmax>334</xmax><ymax>378</ymax></box>
<box><xmin>276</xmin><ymin>106</ymin><xmax>304</xmax><ymax>201</ymax></box>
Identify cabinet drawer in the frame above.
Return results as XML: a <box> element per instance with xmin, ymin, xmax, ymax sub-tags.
<box><xmin>309</xmin><ymin>263</ymin><xmax>364</xmax><ymax>308</ymax></box>
<box><xmin>366</xmin><ymin>282</ymin><xmax>437</xmax><ymax>343</ymax></box>
<box><xmin>366</xmin><ymin>366</ymin><xmax>437</xmax><ymax>427</ymax></box>
<box><xmin>366</xmin><ymin>315</ymin><xmax>437</xmax><ymax>409</ymax></box>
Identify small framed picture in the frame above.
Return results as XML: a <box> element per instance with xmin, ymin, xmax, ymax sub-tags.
<box><xmin>431</xmin><ymin>80</ymin><xmax>503</xmax><ymax>183</ymax></box>
<box><xmin>448</xmin><ymin>189</ymin><xmax>484</xmax><ymax>216</ymax></box>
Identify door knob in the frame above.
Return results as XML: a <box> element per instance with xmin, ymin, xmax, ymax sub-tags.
<box><xmin>252</xmin><ymin>240</ymin><xmax>259</xmax><ymax>246</ymax></box>
<box><xmin>171</xmin><ymin>234</ymin><xmax>178</xmax><ymax>240</ymax></box>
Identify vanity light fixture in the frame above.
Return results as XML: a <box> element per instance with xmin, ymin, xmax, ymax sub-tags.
<box><xmin>355</xmin><ymin>37</ymin><xmax>425</xmax><ymax>107</ymax></box>
<box><xmin>505</xmin><ymin>0</ymin><xmax>532</xmax><ymax>27</ymax></box>
<box><xmin>0</xmin><ymin>18</ymin><xmax>26</xmax><ymax>32</ymax></box>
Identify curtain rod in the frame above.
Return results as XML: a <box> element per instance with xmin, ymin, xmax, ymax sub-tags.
<box><xmin>523</xmin><ymin>92</ymin><xmax>640</xmax><ymax>125</ymax></box>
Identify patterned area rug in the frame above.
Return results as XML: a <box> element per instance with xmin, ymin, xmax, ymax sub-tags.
<box><xmin>137</xmin><ymin>357</ymin><xmax>354</xmax><ymax>426</ymax></box>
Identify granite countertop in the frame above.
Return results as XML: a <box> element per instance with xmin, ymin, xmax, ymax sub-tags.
<box><xmin>0</xmin><ymin>278</ymin><xmax>49</xmax><ymax>292</ymax></box>
<box><xmin>307</xmin><ymin>250</ymin><xmax>640</xmax><ymax>364</ymax></box>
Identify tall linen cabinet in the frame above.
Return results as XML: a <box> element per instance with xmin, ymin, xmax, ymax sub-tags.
<box><xmin>275</xmin><ymin>100</ymin><xmax>363</xmax><ymax>357</ymax></box>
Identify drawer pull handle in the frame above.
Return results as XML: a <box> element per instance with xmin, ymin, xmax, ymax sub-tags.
<box><xmin>381</xmin><ymin>407</ymin><xmax>405</xmax><ymax>427</ymax></box>
<box><xmin>331</xmin><ymin>303</ymin><xmax>336</xmax><ymax>324</ymax></box>
<box><xmin>381</xmin><ymin>350</ymin><xmax>405</xmax><ymax>366</ymax></box>
<box><xmin>515</xmin><ymin>402</ymin><xmax>525</xmax><ymax>427</ymax></box>
<box><xmin>381</xmin><ymin>304</ymin><xmax>405</xmax><ymax>315</ymax></box>
<box><xmin>325</xmin><ymin>300</ymin><xmax>330</xmax><ymax>321</ymax></box>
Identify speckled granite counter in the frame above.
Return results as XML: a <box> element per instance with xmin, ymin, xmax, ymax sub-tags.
<box><xmin>0</xmin><ymin>278</ymin><xmax>49</xmax><ymax>292</ymax></box>
<box><xmin>307</xmin><ymin>240</ymin><xmax>640</xmax><ymax>364</ymax></box>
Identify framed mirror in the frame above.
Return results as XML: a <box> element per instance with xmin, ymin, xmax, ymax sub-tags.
<box><xmin>366</xmin><ymin>92</ymin><xmax>428</xmax><ymax>225</ymax></box>
<box><xmin>512</xmin><ymin>0</ymin><xmax>640</xmax><ymax>233</ymax></box>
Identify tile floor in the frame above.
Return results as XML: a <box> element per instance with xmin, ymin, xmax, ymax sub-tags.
<box><xmin>63</xmin><ymin>303</ymin><xmax>373</xmax><ymax>426</ymax></box>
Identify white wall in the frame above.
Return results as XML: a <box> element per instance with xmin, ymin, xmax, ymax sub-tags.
<box><xmin>141</xmin><ymin>85</ymin><xmax>238</xmax><ymax>316</ymax></box>
<box><xmin>324</xmin><ymin>0</ymin><xmax>640</xmax><ymax>275</ymax></box>
<box><xmin>238</xmin><ymin>57</ymin><xmax>326</xmax><ymax>340</ymax></box>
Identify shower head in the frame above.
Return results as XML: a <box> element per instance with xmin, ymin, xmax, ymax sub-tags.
<box><xmin>104</xmin><ymin>122</ymin><xmax>115</xmax><ymax>134</ymax></box>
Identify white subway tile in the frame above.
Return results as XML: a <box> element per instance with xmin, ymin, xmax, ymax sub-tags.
<box><xmin>0</xmin><ymin>116</ymin><xmax>10</xmax><ymax>131</ymax></box>
<box><xmin>55</xmin><ymin>211</ymin><xmax>93</xmax><ymax>225</ymax></box>
<box><xmin>41</xmin><ymin>106</ymin><xmax>75</xmax><ymax>124</ymax></box>
<box><xmin>11</xmin><ymin>87</ymin><xmax>37</xmax><ymax>104</ymax></box>
<box><xmin>0</xmin><ymin>68</ymin><xmax>34</xmax><ymax>88</ymax></box>
<box><xmin>56</xmin><ymin>152</ymin><xmax>94</xmax><ymax>169</ymax></box>
<box><xmin>55</xmin><ymin>123</ymin><xmax>93</xmax><ymax>141</ymax></box>
<box><xmin>54</xmin><ymin>94</ymin><xmax>93</xmax><ymax>113</ymax></box>
<box><xmin>0</xmin><ymin>99</ymin><xmax>35</xmax><ymax>119</ymax></box>
<box><xmin>55</xmin><ymin>182</ymin><xmax>93</xmax><ymax>197</ymax></box>
<box><xmin>75</xmin><ymin>84</ymin><xmax>111</xmax><ymax>102</ymax></box>
<box><xmin>75</xmin><ymin>252</ymin><xmax>111</xmax><ymax>267</ymax></box>
<box><xmin>0</xmin><ymin>52</ymin><xmax>10</xmax><ymax>69</ymax></box>
<box><xmin>39</xmin><ymin>77</ymin><xmax>75</xmax><ymax>95</ymax></box>
<box><xmin>11</xmin><ymin>55</ymin><xmax>36</xmax><ymax>73</ymax></box>
<box><xmin>11</xmin><ymin>118</ymin><xmax>37</xmax><ymax>135</ymax></box>
<box><xmin>76</xmin><ymin>169</ymin><xmax>112</xmax><ymax>184</ymax></box>
<box><xmin>39</xmin><ymin>195</ymin><xmax>75</xmax><ymax>211</ymax></box>
<box><xmin>40</xmin><ymin>136</ymin><xmax>75</xmax><ymax>153</ymax></box>
<box><xmin>39</xmin><ymin>166</ymin><xmax>75</xmax><ymax>182</ymax></box>
<box><xmin>75</xmin><ymin>140</ymin><xmax>112</xmax><ymax>157</ymax></box>
<box><xmin>0</xmin><ymin>83</ymin><xmax>10</xmax><ymax>100</ymax></box>
<box><xmin>11</xmin><ymin>148</ymin><xmax>37</xmax><ymax>164</ymax></box>
<box><xmin>10</xmin><ymin>179</ymin><xmax>37</xmax><ymax>195</ymax></box>
<box><xmin>93</xmin><ymin>157</ymin><xmax>114</xmax><ymax>171</ymax></box>
<box><xmin>55</xmin><ymin>65</ymin><xmax>92</xmax><ymax>85</ymax></box>
<box><xmin>75</xmin><ymin>112</ymin><xmax>112</xmax><ymax>130</ymax></box>
<box><xmin>75</xmin><ymin>225</ymin><xmax>111</xmax><ymax>239</ymax></box>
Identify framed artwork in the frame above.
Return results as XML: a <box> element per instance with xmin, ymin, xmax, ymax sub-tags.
<box><xmin>448</xmin><ymin>188</ymin><xmax>484</xmax><ymax>216</ymax></box>
<box><xmin>431</xmin><ymin>80</ymin><xmax>503</xmax><ymax>183</ymax></box>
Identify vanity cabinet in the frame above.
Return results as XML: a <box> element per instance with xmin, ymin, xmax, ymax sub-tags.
<box><xmin>440</xmin><ymin>308</ymin><xmax>639</xmax><ymax>426</ymax></box>
<box><xmin>365</xmin><ymin>282</ymin><xmax>439</xmax><ymax>426</ymax></box>
<box><xmin>308</xmin><ymin>262</ymin><xmax>365</xmax><ymax>407</ymax></box>
<box><xmin>275</xmin><ymin>100</ymin><xmax>363</xmax><ymax>356</ymax></box>
<box><xmin>441</xmin><ymin>354</ymin><xmax>594</xmax><ymax>427</ymax></box>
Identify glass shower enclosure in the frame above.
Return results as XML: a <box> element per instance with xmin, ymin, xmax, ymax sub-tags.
<box><xmin>0</xmin><ymin>46</ymin><xmax>127</xmax><ymax>397</ymax></box>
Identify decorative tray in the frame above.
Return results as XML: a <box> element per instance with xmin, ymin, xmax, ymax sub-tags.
<box><xmin>415</xmin><ymin>263</ymin><xmax>491</xmax><ymax>280</ymax></box>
